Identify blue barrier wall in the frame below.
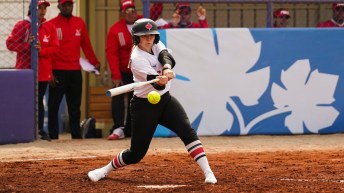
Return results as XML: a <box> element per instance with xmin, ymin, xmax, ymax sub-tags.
<box><xmin>0</xmin><ymin>70</ymin><xmax>35</xmax><ymax>144</ymax></box>
<box><xmin>154</xmin><ymin>28</ymin><xmax>344</xmax><ymax>137</ymax></box>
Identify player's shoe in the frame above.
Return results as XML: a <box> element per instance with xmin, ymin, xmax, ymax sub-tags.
<box><xmin>88</xmin><ymin>168</ymin><xmax>108</xmax><ymax>182</ymax></box>
<box><xmin>39</xmin><ymin>131</ymin><xmax>51</xmax><ymax>141</ymax></box>
<box><xmin>107</xmin><ymin>127</ymin><xmax>125</xmax><ymax>140</ymax></box>
<box><xmin>204</xmin><ymin>171</ymin><xmax>217</xmax><ymax>184</ymax></box>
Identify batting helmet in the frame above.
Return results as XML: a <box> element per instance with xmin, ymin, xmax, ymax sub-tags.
<box><xmin>132</xmin><ymin>18</ymin><xmax>160</xmax><ymax>45</ymax></box>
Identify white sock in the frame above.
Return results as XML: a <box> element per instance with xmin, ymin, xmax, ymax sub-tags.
<box><xmin>103</xmin><ymin>162</ymin><xmax>114</xmax><ymax>173</ymax></box>
<box><xmin>196</xmin><ymin>156</ymin><xmax>213</xmax><ymax>175</ymax></box>
<box><xmin>186</xmin><ymin>140</ymin><xmax>214</xmax><ymax>175</ymax></box>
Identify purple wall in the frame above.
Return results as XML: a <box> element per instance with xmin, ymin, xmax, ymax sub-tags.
<box><xmin>0</xmin><ymin>70</ymin><xmax>35</xmax><ymax>144</ymax></box>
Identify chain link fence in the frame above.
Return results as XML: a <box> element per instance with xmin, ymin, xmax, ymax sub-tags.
<box><xmin>0</xmin><ymin>0</ymin><xmax>61</xmax><ymax>69</ymax></box>
<box><xmin>0</xmin><ymin>0</ymin><xmax>31</xmax><ymax>69</ymax></box>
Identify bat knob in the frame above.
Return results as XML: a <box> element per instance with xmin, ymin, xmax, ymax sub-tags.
<box><xmin>106</xmin><ymin>91</ymin><xmax>112</xmax><ymax>97</ymax></box>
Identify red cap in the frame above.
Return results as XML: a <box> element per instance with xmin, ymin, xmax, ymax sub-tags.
<box><xmin>38</xmin><ymin>0</ymin><xmax>50</xmax><ymax>7</ymax></box>
<box><xmin>150</xmin><ymin>3</ymin><xmax>163</xmax><ymax>21</ymax></box>
<box><xmin>121</xmin><ymin>0</ymin><xmax>135</xmax><ymax>11</ymax></box>
<box><xmin>175</xmin><ymin>3</ymin><xmax>190</xmax><ymax>10</ymax></box>
<box><xmin>274</xmin><ymin>8</ymin><xmax>290</xmax><ymax>18</ymax></box>
<box><xmin>59</xmin><ymin>0</ymin><xmax>73</xmax><ymax>5</ymax></box>
<box><xmin>333</xmin><ymin>3</ymin><xmax>344</xmax><ymax>10</ymax></box>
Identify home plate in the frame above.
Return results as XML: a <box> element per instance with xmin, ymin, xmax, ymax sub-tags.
<box><xmin>137</xmin><ymin>185</ymin><xmax>188</xmax><ymax>189</ymax></box>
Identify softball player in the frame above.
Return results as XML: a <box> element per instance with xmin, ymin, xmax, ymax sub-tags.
<box><xmin>88</xmin><ymin>18</ymin><xmax>217</xmax><ymax>184</ymax></box>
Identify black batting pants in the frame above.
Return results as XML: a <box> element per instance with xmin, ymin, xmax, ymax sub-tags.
<box><xmin>122</xmin><ymin>92</ymin><xmax>199</xmax><ymax>164</ymax></box>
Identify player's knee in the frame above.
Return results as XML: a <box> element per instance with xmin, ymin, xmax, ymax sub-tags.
<box><xmin>179</xmin><ymin>128</ymin><xmax>199</xmax><ymax>145</ymax></box>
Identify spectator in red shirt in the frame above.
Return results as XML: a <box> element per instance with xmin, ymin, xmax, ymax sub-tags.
<box><xmin>150</xmin><ymin>3</ymin><xmax>168</xmax><ymax>27</ymax></box>
<box><xmin>317</xmin><ymin>3</ymin><xmax>344</xmax><ymax>27</ymax></box>
<box><xmin>48</xmin><ymin>0</ymin><xmax>100</xmax><ymax>139</ymax></box>
<box><xmin>273</xmin><ymin>8</ymin><xmax>291</xmax><ymax>28</ymax></box>
<box><xmin>106</xmin><ymin>0</ymin><xmax>143</xmax><ymax>140</ymax></box>
<box><xmin>160</xmin><ymin>3</ymin><xmax>209</xmax><ymax>29</ymax></box>
<box><xmin>6</xmin><ymin>0</ymin><xmax>59</xmax><ymax>141</ymax></box>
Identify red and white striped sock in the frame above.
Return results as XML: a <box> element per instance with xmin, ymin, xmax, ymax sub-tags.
<box><xmin>103</xmin><ymin>150</ymin><xmax>127</xmax><ymax>173</ymax></box>
<box><xmin>111</xmin><ymin>150</ymin><xmax>127</xmax><ymax>169</ymax></box>
<box><xmin>186</xmin><ymin>140</ymin><xmax>212</xmax><ymax>174</ymax></box>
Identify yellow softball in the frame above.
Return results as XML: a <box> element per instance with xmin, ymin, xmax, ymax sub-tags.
<box><xmin>147</xmin><ymin>91</ymin><xmax>161</xmax><ymax>104</ymax></box>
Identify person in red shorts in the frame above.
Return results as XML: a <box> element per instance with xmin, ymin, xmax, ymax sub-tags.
<box><xmin>273</xmin><ymin>8</ymin><xmax>291</xmax><ymax>28</ymax></box>
<box><xmin>160</xmin><ymin>3</ymin><xmax>209</xmax><ymax>29</ymax></box>
<box><xmin>317</xmin><ymin>3</ymin><xmax>344</xmax><ymax>27</ymax></box>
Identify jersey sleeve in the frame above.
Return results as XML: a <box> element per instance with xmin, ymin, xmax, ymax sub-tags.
<box><xmin>154</xmin><ymin>41</ymin><xmax>176</xmax><ymax>68</ymax></box>
<box><xmin>6</xmin><ymin>21</ymin><xmax>31</xmax><ymax>52</ymax></box>
<box><xmin>80</xmin><ymin>19</ymin><xmax>100</xmax><ymax>66</ymax></box>
<box><xmin>198</xmin><ymin>19</ymin><xmax>209</xmax><ymax>28</ymax></box>
<box><xmin>106</xmin><ymin>27</ymin><xmax>122</xmax><ymax>80</ymax></box>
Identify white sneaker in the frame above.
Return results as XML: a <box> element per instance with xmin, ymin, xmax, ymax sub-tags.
<box><xmin>107</xmin><ymin>127</ymin><xmax>125</xmax><ymax>140</ymax></box>
<box><xmin>204</xmin><ymin>171</ymin><xmax>217</xmax><ymax>184</ymax></box>
<box><xmin>88</xmin><ymin>168</ymin><xmax>108</xmax><ymax>182</ymax></box>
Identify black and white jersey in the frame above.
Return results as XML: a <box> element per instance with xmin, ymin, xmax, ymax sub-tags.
<box><xmin>130</xmin><ymin>41</ymin><xmax>171</xmax><ymax>98</ymax></box>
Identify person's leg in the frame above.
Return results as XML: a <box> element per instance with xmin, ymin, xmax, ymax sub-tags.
<box><xmin>108</xmin><ymin>72</ymin><xmax>134</xmax><ymax>139</ymax></box>
<box><xmin>111</xmin><ymin>94</ymin><xmax>125</xmax><ymax>129</ymax></box>
<box><xmin>38</xmin><ymin>81</ymin><xmax>50</xmax><ymax>141</ymax></box>
<box><xmin>65</xmin><ymin>70</ymin><xmax>82</xmax><ymax>139</ymax></box>
<box><xmin>108</xmin><ymin>94</ymin><xmax>125</xmax><ymax>140</ymax></box>
<box><xmin>160</xmin><ymin>93</ymin><xmax>217</xmax><ymax>184</ymax></box>
<box><xmin>121</xmin><ymin>72</ymin><xmax>134</xmax><ymax>137</ymax></box>
<box><xmin>48</xmin><ymin>70</ymin><xmax>66</xmax><ymax>140</ymax></box>
<box><xmin>88</xmin><ymin>96</ymin><xmax>159</xmax><ymax>181</ymax></box>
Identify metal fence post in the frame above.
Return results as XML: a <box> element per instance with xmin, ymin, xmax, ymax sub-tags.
<box><xmin>30</xmin><ymin>0</ymin><xmax>39</xmax><ymax>139</ymax></box>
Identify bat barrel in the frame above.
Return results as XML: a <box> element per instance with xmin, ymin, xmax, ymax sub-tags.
<box><xmin>105</xmin><ymin>79</ymin><xmax>159</xmax><ymax>97</ymax></box>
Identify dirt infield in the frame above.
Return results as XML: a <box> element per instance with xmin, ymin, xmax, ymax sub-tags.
<box><xmin>1</xmin><ymin>134</ymin><xmax>344</xmax><ymax>192</ymax></box>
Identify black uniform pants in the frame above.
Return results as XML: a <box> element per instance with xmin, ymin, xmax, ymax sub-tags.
<box><xmin>122</xmin><ymin>92</ymin><xmax>199</xmax><ymax>164</ymax></box>
<box><xmin>38</xmin><ymin>81</ymin><xmax>48</xmax><ymax>135</ymax></box>
<box><xmin>111</xmin><ymin>72</ymin><xmax>134</xmax><ymax>137</ymax></box>
<box><xmin>48</xmin><ymin>70</ymin><xmax>82</xmax><ymax>139</ymax></box>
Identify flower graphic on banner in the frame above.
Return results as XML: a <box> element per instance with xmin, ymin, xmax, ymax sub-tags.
<box><xmin>242</xmin><ymin>59</ymin><xmax>339</xmax><ymax>134</ymax></box>
<box><xmin>169</xmin><ymin>29</ymin><xmax>270</xmax><ymax>135</ymax></box>
<box><xmin>269</xmin><ymin>59</ymin><xmax>339</xmax><ymax>133</ymax></box>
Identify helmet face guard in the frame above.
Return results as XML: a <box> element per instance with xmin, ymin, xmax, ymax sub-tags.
<box><xmin>132</xmin><ymin>18</ymin><xmax>160</xmax><ymax>45</ymax></box>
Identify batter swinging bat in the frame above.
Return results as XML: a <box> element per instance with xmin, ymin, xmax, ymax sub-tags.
<box><xmin>106</xmin><ymin>79</ymin><xmax>159</xmax><ymax>97</ymax></box>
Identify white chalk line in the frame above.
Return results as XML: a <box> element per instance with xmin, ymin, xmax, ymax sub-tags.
<box><xmin>280</xmin><ymin>178</ymin><xmax>344</xmax><ymax>183</ymax></box>
<box><xmin>137</xmin><ymin>185</ymin><xmax>188</xmax><ymax>189</ymax></box>
<box><xmin>0</xmin><ymin>155</ymin><xmax>97</xmax><ymax>162</ymax></box>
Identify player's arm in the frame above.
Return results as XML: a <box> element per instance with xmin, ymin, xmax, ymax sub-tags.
<box><xmin>154</xmin><ymin>42</ymin><xmax>176</xmax><ymax>80</ymax></box>
<box><xmin>155</xmin><ymin>41</ymin><xmax>176</xmax><ymax>69</ymax></box>
<box><xmin>197</xmin><ymin>5</ymin><xmax>209</xmax><ymax>28</ymax></box>
<box><xmin>80</xmin><ymin>20</ymin><xmax>100</xmax><ymax>67</ymax></box>
<box><xmin>6</xmin><ymin>21</ymin><xmax>31</xmax><ymax>52</ymax></box>
<box><xmin>106</xmin><ymin>28</ymin><xmax>123</xmax><ymax>86</ymax></box>
<box><xmin>158</xmin><ymin>50</ymin><xmax>175</xmax><ymax>69</ymax></box>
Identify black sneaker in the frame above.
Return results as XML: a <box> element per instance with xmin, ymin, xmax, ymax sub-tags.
<box><xmin>80</xmin><ymin>117</ymin><xmax>96</xmax><ymax>139</ymax></box>
<box><xmin>40</xmin><ymin>132</ymin><xmax>52</xmax><ymax>141</ymax></box>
